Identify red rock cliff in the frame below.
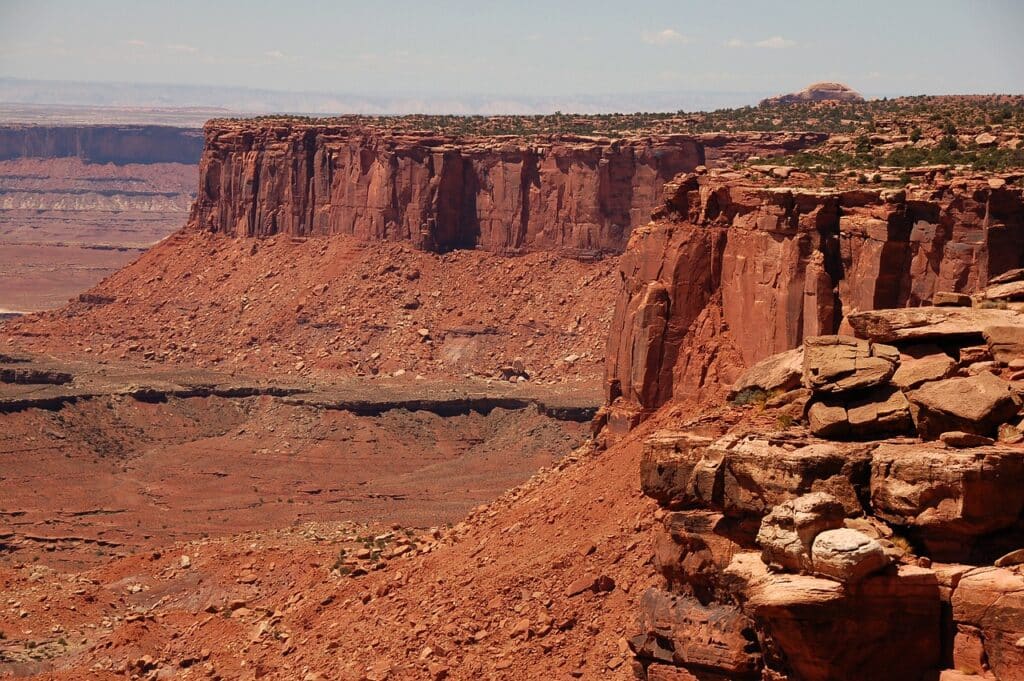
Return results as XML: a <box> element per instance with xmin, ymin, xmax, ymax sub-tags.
<box><xmin>188</xmin><ymin>121</ymin><xmax>704</xmax><ymax>255</ymax></box>
<box><xmin>605</xmin><ymin>172</ymin><xmax>1024</xmax><ymax>419</ymax></box>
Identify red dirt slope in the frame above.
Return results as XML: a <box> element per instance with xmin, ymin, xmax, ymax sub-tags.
<box><xmin>4</xmin><ymin>232</ymin><xmax>618</xmax><ymax>386</ymax></box>
<box><xmin>1</xmin><ymin>408</ymin><xmax>718</xmax><ymax>680</ymax></box>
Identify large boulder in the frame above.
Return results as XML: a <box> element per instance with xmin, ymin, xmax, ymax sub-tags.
<box><xmin>932</xmin><ymin>291</ymin><xmax>972</xmax><ymax>307</ymax></box>
<box><xmin>729</xmin><ymin>347</ymin><xmax>803</xmax><ymax>400</ymax></box>
<box><xmin>802</xmin><ymin>335</ymin><xmax>899</xmax><ymax>394</ymax></box>
<box><xmin>989</xmin><ymin>267</ymin><xmax>1024</xmax><ymax>286</ymax></box>
<box><xmin>810</xmin><ymin>528</ymin><xmax>890</xmax><ymax>583</ymax></box>
<box><xmin>725</xmin><ymin>554</ymin><xmax>942</xmax><ymax>681</ymax></box>
<box><xmin>891</xmin><ymin>352</ymin><xmax>956</xmax><ymax>390</ymax></box>
<box><xmin>807</xmin><ymin>386</ymin><xmax>915</xmax><ymax>440</ymax></box>
<box><xmin>939</xmin><ymin>431</ymin><xmax>995</xmax><ymax>448</ymax></box>
<box><xmin>642</xmin><ymin>432</ymin><xmax>872</xmax><ymax>516</ymax></box>
<box><xmin>847</xmin><ymin>307</ymin><xmax>1024</xmax><ymax>343</ymax></box>
<box><xmin>907</xmin><ymin>372</ymin><xmax>1020</xmax><ymax>439</ymax></box>
<box><xmin>983</xmin><ymin>279</ymin><xmax>1024</xmax><ymax>302</ymax></box>
<box><xmin>983</xmin><ymin>325</ymin><xmax>1024</xmax><ymax>364</ymax></box>
<box><xmin>756</xmin><ymin>493</ymin><xmax>845</xmax><ymax>572</ymax></box>
<box><xmin>633</xmin><ymin>587</ymin><xmax>762</xmax><ymax>676</ymax></box>
<box><xmin>870</xmin><ymin>443</ymin><xmax>1024</xmax><ymax>561</ymax></box>
<box><xmin>951</xmin><ymin>567</ymin><xmax>1024</xmax><ymax>681</ymax></box>
<box><xmin>640</xmin><ymin>432</ymin><xmax>715</xmax><ymax>506</ymax></box>
<box><xmin>806</xmin><ymin>399</ymin><xmax>849</xmax><ymax>439</ymax></box>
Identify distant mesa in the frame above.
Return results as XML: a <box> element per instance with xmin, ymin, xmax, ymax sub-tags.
<box><xmin>760</xmin><ymin>81</ymin><xmax>865</xmax><ymax>106</ymax></box>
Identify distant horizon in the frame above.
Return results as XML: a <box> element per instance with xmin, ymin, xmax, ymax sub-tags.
<box><xmin>3</xmin><ymin>74</ymin><xmax>933</xmax><ymax>100</ymax></box>
<box><xmin>0</xmin><ymin>76</ymin><xmax>983</xmax><ymax>118</ymax></box>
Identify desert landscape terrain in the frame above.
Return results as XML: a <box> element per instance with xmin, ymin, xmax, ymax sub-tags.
<box><xmin>0</xmin><ymin>111</ymin><xmax>203</xmax><ymax>313</ymax></box>
<box><xmin>1</xmin><ymin>74</ymin><xmax>1023</xmax><ymax>681</ymax></box>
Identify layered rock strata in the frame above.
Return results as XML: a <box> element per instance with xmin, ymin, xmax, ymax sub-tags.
<box><xmin>605</xmin><ymin>172</ymin><xmax>1024</xmax><ymax>424</ymax></box>
<box><xmin>188</xmin><ymin>120</ymin><xmax>704</xmax><ymax>255</ymax></box>
<box><xmin>621</xmin><ymin>171</ymin><xmax>1024</xmax><ymax>679</ymax></box>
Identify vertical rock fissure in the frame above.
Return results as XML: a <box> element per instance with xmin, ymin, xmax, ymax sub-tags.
<box><xmin>303</xmin><ymin>130</ymin><xmax>317</xmax><ymax>236</ymax></box>
<box><xmin>248</xmin><ymin>150</ymin><xmax>261</xmax><ymax>238</ymax></box>
<box><xmin>517</xmin><ymin>150</ymin><xmax>539</xmax><ymax>253</ymax></box>
<box><xmin>820</xmin><ymin>211</ymin><xmax>845</xmax><ymax>334</ymax></box>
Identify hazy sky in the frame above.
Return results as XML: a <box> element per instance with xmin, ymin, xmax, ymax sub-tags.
<box><xmin>1</xmin><ymin>0</ymin><xmax>1022</xmax><ymax>98</ymax></box>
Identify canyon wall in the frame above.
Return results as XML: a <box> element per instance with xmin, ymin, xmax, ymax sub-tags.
<box><xmin>605</xmin><ymin>173</ymin><xmax>1024</xmax><ymax>421</ymax></box>
<box><xmin>0</xmin><ymin>125</ymin><xmax>204</xmax><ymax>165</ymax></box>
<box><xmin>188</xmin><ymin>121</ymin><xmax>704</xmax><ymax>255</ymax></box>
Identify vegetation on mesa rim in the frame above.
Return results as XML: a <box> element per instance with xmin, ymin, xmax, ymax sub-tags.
<box><xmin>227</xmin><ymin>95</ymin><xmax>1024</xmax><ymax>139</ymax></box>
<box><xmin>752</xmin><ymin>136</ymin><xmax>1024</xmax><ymax>173</ymax></box>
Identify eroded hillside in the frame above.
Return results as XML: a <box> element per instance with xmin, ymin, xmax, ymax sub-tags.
<box><xmin>2</xmin><ymin>99</ymin><xmax>1023</xmax><ymax>680</ymax></box>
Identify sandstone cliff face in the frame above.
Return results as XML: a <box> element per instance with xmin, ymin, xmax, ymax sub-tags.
<box><xmin>605</xmin><ymin>174</ymin><xmax>1024</xmax><ymax>417</ymax></box>
<box><xmin>0</xmin><ymin>125</ymin><xmax>204</xmax><ymax>165</ymax></box>
<box><xmin>189</xmin><ymin>121</ymin><xmax>704</xmax><ymax>255</ymax></box>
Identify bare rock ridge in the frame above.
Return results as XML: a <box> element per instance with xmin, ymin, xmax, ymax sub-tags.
<box><xmin>760</xmin><ymin>82</ymin><xmax>866</xmax><ymax>107</ymax></box>
<box><xmin>604</xmin><ymin>171</ymin><xmax>1024</xmax><ymax>426</ymax></box>
<box><xmin>0</xmin><ymin>125</ymin><xmax>204</xmax><ymax>165</ymax></box>
<box><xmin>189</xmin><ymin>120</ymin><xmax>704</xmax><ymax>255</ymax></box>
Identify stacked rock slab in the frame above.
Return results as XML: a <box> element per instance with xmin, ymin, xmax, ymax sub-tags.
<box><xmin>844</xmin><ymin>302</ymin><xmax>1024</xmax><ymax>443</ymax></box>
<box><xmin>801</xmin><ymin>335</ymin><xmax>916</xmax><ymax>440</ymax></box>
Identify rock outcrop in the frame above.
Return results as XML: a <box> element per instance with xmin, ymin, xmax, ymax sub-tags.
<box><xmin>633</xmin><ymin>383</ymin><xmax>1023</xmax><ymax>678</ymax></box>
<box><xmin>871</xmin><ymin>443</ymin><xmax>1024</xmax><ymax>561</ymax></box>
<box><xmin>605</xmin><ymin>172</ymin><xmax>1024</xmax><ymax>422</ymax></box>
<box><xmin>952</xmin><ymin>567</ymin><xmax>1024</xmax><ymax>680</ymax></box>
<box><xmin>760</xmin><ymin>82</ymin><xmax>866</xmax><ymax>107</ymax></box>
<box><xmin>632</xmin><ymin>428</ymin><xmax>959</xmax><ymax>681</ymax></box>
<box><xmin>188</xmin><ymin>120</ymin><xmax>704</xmax><ymax>256</ymax></box>
<box><xmin>698</xmin><ymin>131</ymin><xmax>829</xmax><ymax>167</ymax></box>
<box><xmin>629</xmin><ymin>245</ymin><xmax>1024</xmax><ymax>679</ymax></box>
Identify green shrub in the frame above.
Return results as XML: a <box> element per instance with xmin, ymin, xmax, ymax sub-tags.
<box><xmin>732</xmin><ymin>387</ymin><xmax>768</xmax><ymax>406</ymax></box>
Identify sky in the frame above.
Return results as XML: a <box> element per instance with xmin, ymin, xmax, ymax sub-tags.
<box><xmin>1</xmin><ymin>0</ymin><xmax>1022</xmax><ymax>105</ymax></box>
